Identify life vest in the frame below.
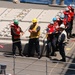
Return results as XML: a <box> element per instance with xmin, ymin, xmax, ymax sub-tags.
<box><xmin>69</xmin><ymin>11</ymin><xmax>74</xmax><ymax>20</ymax></box>
<box><xmin>54</xmin><ymin>22</ymin><xmax>59</xmax><ymax>31</ymax></box>
<box><xmin>58</xmin><ymin>30</ymin><xmax>67</xmax><ymax>43</ymax></box>
<box><xmin>63</xmin><ymin>11</ymin><xmax>71</xmax><ymax>22</ymax></box>
<box><xmin>47</xmin><ymin>24</ymin><xmax>55</xmax><ymax>40</ymax></box>
<box><xmin>62</xmin><ymin>18</ymin><xmax>67</xmax><ymax>26</ymax></box>
<box><xmin>48</xmin><ymin>24</ymin><xmax>55</xmax><ymax>33</ymax></box>
<box><xmin>57</xmin><ymin>18</ymin><xmax>62</xmax><ymax>26</ymax></box>
<box><xmin>11</xmin><ymin>23</ymin><xmax>20</xmax><ymax>39</ymax></box>
<box><xmin>63</xmin><ymin>11</ymin><xmax>69</xmax><ymax>15</ymax></box>
<box><xmin>67</xmin><ymin>14</ymin><xmax>71</xmax><ymax>22</ymax></box>
<box><xmin>29</xmin><ymin>24</ymin><xmax>40</xmax><ymax>39</ymax></box>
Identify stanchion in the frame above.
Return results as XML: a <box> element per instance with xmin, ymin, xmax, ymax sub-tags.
<box><xmin>13</xmin><ymin>55</ymin><xmax>16</xmax><ymax>75</ymax></box>
<box><xmin>46</xmin><ymin>59</ymin><xmax>47</xmax><ymax>75</ymax></box>
<box><xmin>52</xmin><ymin>0</ymin><xmax>56</xmax><ymax>5</ymax></box>
<box><xmin>59</xmin><ymin>0</ymin><xmax>64</xmax><ymax>5</ymax></box>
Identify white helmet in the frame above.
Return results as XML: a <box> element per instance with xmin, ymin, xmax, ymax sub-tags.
<box><xmin>65</xmin><ymin>7</ymin><xmax>69</xmax><ymax>11</ymax></box>
<box><xmin>60</xmin><ymin>24</ymin><xmax>65</xmax><ymax>29</ymax></box>
<box><xmin>57</xmin><ymin>12</ymin><xmax>62</xmax><ymax>17</ymax></box>
<box><xmin>50</xmin><ymin>21</ymin><xmax>54</xmax><ymax>24</ymax></box>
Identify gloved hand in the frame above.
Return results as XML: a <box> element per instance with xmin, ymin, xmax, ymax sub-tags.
<box><xmin>20</xmin><ymin>32</ymin><xmax>24</xmax><ymax>36</ymax></box>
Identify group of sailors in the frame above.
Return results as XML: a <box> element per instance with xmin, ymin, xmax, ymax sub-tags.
<box><xmin>10</xmin><ymin>5</ymin><xmax>74</xmax><ymax>62</ymax></box>
<box><xmin>45</xmin><ymin>5</ymin><xmax>74</xmax><ymax>62</ymax></box>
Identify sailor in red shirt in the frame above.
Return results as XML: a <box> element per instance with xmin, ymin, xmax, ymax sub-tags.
<box><xmin>63</xmin><ymin>7</ymin><xmax>72</xmax><ymax>39</ymax></box>
<box><xmin>68</xmin><ymin>6</ymin><xmax>74</xmax><ymax>37</ymax></box>
<box><xmin>11</xmin><ymin>19</ymin><xmax>24</xmax><ymax>56</ymax></box>
<box><xmin>50</xmin><ymin>17</ymin><xmax>60</xmax><ymax>54</ymax></box>
<box><xmin>46</xmin><ymin>21</ymin><xmax>56</xmax><ymax>57</ymax></box>
<box><xmin>53</xmin><ymin>17</ymin><xmax>61</xmax><ymax>51</ymax></box>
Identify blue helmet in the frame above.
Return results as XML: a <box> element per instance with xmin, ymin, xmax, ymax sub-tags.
<box><xmin>52</xmin><ymin>17</ymin><xmax>57</xmax><ymax>21</ymax></box>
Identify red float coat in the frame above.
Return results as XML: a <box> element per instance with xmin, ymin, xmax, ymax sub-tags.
<box><xmin>11</xmin><ymin>23</ymin><xmax>22</xmax><ymax>39</ymax></box>
<box><xmin>62</xmin><ymin>18</ymin><xmax>67</xmax><ymax>27</ymax></box>
<box><xmin>69</xmin><ymin>11</ymin><xmax>74</xmax><ymax>20</ymax></box>
<box><xmin>47</xmin><ymin>24</ymin><xmax>55</xmax><ymax>33</ymax></box>
<box><xmin>47</xmin><ymin>24</ymin><xmax>55</xmax><ymax>40</ymax></box>
<box><xmin>63</xmin><ymin>11</ymin><xmax>72</xmax><ymax>22</ymax></box>
<box><xmin>53</xmin><ymin>21</ymin><xmax>60</xmax><ymax>32</ymax></box>
<box><xmin>57</xmin><ymin>18</ymin><xmax>62</xmax><ymax>26</ymax></box>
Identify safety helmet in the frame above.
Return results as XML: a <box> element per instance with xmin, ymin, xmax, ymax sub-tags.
<box><xmin>65</xmin><ymin>7</ymin><xmax>69</xmax><ymax>11</ymax></box>
<box><xmin>52</xmin><ymin>17</ymin><xmax>57</xmax><ymax>22</ymax></box>
<box><xmin>70</xmin><ymin>4</ymin><xmax>74</xmax><ymax>9</ymax></box>
<box><xmin>68</xmin><ymin>6</ymin><xmax>72</xmax><ymax>10</ymax></box>
<box><xmin>32</xmin><ymin>18</ymin><xmax>37</xmax><ymax>23</ymax></box>
<box><xmin>14</xmin><ymin>19</ymin><xmax>19</xmax><ymax>25</ymax></box>
<box><xmin>50</xmin><ymin>21</ymin><xmax>54</xmax><ymax>24</ymax></box>
<box><xmin>60</xmin><ymin>14</ymin><xmax>64</xmax><ymax>19</ymax></box>
<box><xmin>60</xmin><ymin>24</ymin><xmax>65</xmax><ymax>29</ymax></box>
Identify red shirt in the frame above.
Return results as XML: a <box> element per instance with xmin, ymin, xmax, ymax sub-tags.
<box><xmin>53</xmin><ymin>21</ymin><xmax>59</xmax><ymax>31</ymax></box>
<box><xmin>48</xmin><ymin>24</ymin><xmax>55</xmax><ymax>33</ymax></box>
<box><xmin>69</xmin><ymin>11</ymin><xmax>74</xmax><ymax>20</ymax></box>
<box><xmin>11</xmin><ymin>23</ymin><xmax>21</xmax><ymax>39</ymax></box>
<box><xmin>63</xmin><ymin>11</ymin><xmax>73</xmax><ymax>22</ymax></box>
<box><xmin>62</xmin><ymin>18</ymin><xmax>67</xmax><ymax>26</ymax></box>
<box><xmin>67</xmin><ymin>14</ymin><xmax>71</xmax><ymax>22</ymax></box>
<box><xmin>63</xmin><ymin>11</ymin><xmax>69</xmax><ymax>15</ymax></box>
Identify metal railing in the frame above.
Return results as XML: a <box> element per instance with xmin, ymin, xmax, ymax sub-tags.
<box><xmin>19</xmin><ymin>0</ymin><xmax>75</xmax><ymax>6</ymax></box>
<box><xmin>0</xmin><ymin>52</ymin><xmax>75</xmax><ymax>75</ymax></box>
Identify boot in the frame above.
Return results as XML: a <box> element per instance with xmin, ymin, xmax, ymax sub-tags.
<box><xmin>37</xmin><ymin>53</ymin><xmax>41</xmax><ymax>59</ymax></box>
<box><xmin>59</xmin><ymin>58</ymin><xmax>66</xmax><ymax>62</ymax></box>
<box><xmin>19</xmin><ymin>51</ymin><xmax>23</xmax><ymax>56</ymax></box>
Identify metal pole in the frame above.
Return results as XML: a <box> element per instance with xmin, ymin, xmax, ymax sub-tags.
<box><xmin>13</xmin><ymin>0</ymin><xmax>20</xmax><ymax>3</ymax></box>
<box><xmin>60</xmin><ymin>0</ymin><xmax>64</xmax><ymax>5</ymax></box>
<box><xmin>52</xmin><ymin>0</ymin><xmax>56</xmax><ymax>4</ymax></box>
<box><xmin>13</xmin><ymin>55</ymin><xmax>16</xmax><ymax>75</ymax></box>
<box><xmin>46</xmin><ymin>59</ymin><xmax>48</xmax><ymax>75</ymax></box>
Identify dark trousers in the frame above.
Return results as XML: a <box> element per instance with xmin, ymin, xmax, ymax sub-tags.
<box><xmin>46</xmin><ymin>40</ymin><xmax>51</xmax><ymax>56</ymax></box>
<box><xmin>58</xmin><ymin>43</ymin><xmax>66</xmax><ymax>60</ymax></box>
<box><xmin>70</xmin><ymin>19</ymin><xmax>73</xmax><ymax>36</ymax></box>
<box><xmin>28</xmin><ymin>38</ymin><xmax>40</xmax><ymax>56</ymax></box>
<box><xmin>46</xmin><ymin>38</ymin><xmax>57</xmax><ymax>56</ymax></box>
<box><xmin>66</xmin><ymin>22</ymin><xmax>72</xmax><ymax>38</ymax></box>
<box><xmin>12</xmin><ymin>40</ymin><xmax>22</xmax><ymax>55</ymax></box>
